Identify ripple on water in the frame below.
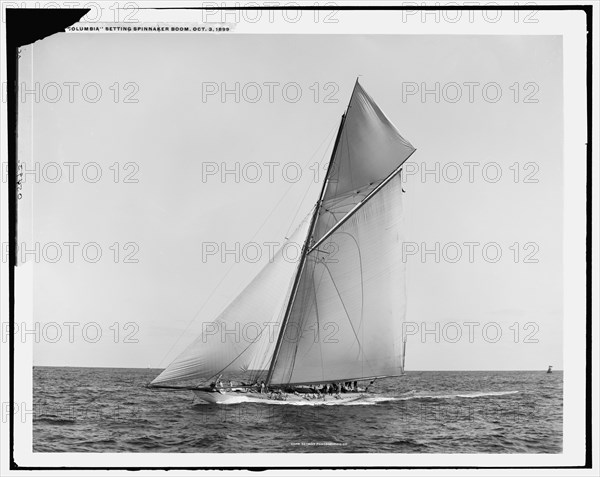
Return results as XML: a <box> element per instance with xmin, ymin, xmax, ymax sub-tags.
<box><xmin>33</xmin><ymin>368</ymin><xmax>563</xmax><ymax>453</ymax></box>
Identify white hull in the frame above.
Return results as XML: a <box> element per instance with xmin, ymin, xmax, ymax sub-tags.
<box><xmin>192</xmin><ymin>390</ymin><xmax>252</xmax><ymax>404</ymax></box>
<box><xmin>192</xmin><ymin>389</ymin><xmax>366</xmax><ymax>404</ymax></box>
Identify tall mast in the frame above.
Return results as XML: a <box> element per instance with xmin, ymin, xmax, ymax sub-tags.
<box><xmin>265</xmin><ymin>80</ymin><xmax>358</xmax><ymax>385</ymax></box>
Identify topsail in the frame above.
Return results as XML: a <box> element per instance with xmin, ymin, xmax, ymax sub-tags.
<box><xmin>313</xmin><ymin>82</ymin><xmax>415</xmax><ymax>242</ymax></box>
<box><xmin>152</xmin><ymin>80</ymin><xmax>415</xmax><ymax>388</ymax></box>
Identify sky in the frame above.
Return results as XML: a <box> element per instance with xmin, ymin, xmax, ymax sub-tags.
<box><xmin>17</xmin><ymin>32</ymin><xmax>563</xmax><ymax>371</ymax></box>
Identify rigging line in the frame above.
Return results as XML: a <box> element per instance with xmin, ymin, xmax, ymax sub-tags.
<box><xmin>266</xmin><ymin>112</ymin><xmax>348</xmax><ymax>385</ymax></box>
<box><xmin>321</xmin><ymin>78</ymin><xmax>357</xmax><ymax>202</ymax></box>
<box><xmin>322</xmin><ymin>203</ymin><xmax>356</xmax><ymax>218</ymax></box>
<box><xmin>324</xmin><ymin>213</ymin><xmax>368</xmax><ymax>375</ymax></box>
<box><xmin>268</xmin><ymin>249</ymin><xmax>311</xmax><ymax>385</ymax></box>
<box><xmin>284</xmin><ymin>255</ymin><xmax>326</xmax><ymax>384</ymax></box>
<box><xmin>322</xmin><ymin>195</ymin><xmax>364</xmax><ymax>212</ymax></box>
<box><xmin>328</xmin><ymin>147</ymin><xmax>341</xmax><ymax>199</ymax></box>
<box><xmin>344</xmin><ymin>119</ymin><xmax>354</xmax><ymax>194</ymax></box>
<box><xmin>317</xmin><ymin>184</ymin><xmax>380</xmax><ymax>230</ymax></box>
<box><xmin>327</xmin><ymin>187</ymin><xmax>360</xmax><ymax>203</ymax></box>
<box><xmin>253</xmin><ymin>258</ymin><xmax>304</xmax><ymax>382</ymax></box>
<box><xmin>295</xmin><ymin>258</ymin><xmax>325</xmax><ymax>355</ymax></box>
<box><xmin>326</xmin><ymin>180</ymin><xmax>383</xmax><ymax>205</ymax></box>
<box><xmin>321</xmin><ymin>202</ymin><xmax>361</xmax><ymax>224</ymax></box>
<box><xmin>324</xmin><ymin>195</ymin><xmax>363</xmax><ymax>209</ymax></box>
<box><xmin>312</xmin><ymin>264</ymin><xmax>325</xmax><ymax>383</ymax></box>
<box><xmin>286</xmin><ymin>257</ymin><xmax>320</xmax><ymax>376</ymax></box>
<box><xmin>205</xmin><ymin>323</ymin><xmax>271</xmax><ymax>385</ymax></box>
<box><xmin>318</xmin><ymin>244</ymin><xmax>364</xmax><ymax>357</ymax></box>
<box><xmin>284</xmin><ymin>123</ymin><xmax>338</xmax><ymax>239</ymax></box>
<box><xmin>325</xmin><ymin>126</ymin><xmax>344</xmax><ymax>200</ymax></box>
<box><xmin>307</xmin><ymin>149</ymin><xmax>416</xmax><ymax>255</ymax></box>
<box><xmin>310</xmin><ymin>254</ymin><xmax>338</xmax><ymax>378</ymax></box>
<box><xmin>156</xmin><ymin>124</ymin><xmax>338</xmax><ymax>370</ymax></box>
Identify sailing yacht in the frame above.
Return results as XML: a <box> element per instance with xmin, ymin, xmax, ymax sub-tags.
<box><xmin>149</xmin><ymin>80</ymin><xmax>416</xmax><ymax>404</ymax></box>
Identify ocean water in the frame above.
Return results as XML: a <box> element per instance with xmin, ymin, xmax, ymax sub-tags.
<box><xmin>32</xmin><ymin>367</ymin><xmax>562</xmax><ymax>453</ymax></box>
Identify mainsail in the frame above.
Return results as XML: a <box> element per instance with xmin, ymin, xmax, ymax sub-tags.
<box><xmin>152</xmin><ymin>80</ymin><xmax>415</xmax><ymax>387</ymax></box>
<box><xmin>267</xmin><ymin>80</ymin><xmax>415</xmax><ymax>385</ymax></box>
<box><xmin>268</xmin><ymin>177</ymin><xmax>407</xmax><ymax>385</ymax></box>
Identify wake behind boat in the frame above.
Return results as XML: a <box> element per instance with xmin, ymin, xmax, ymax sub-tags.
<box><xmin>149</xmin><ymin>79</ymin><xmax>415</xmax><ymax>404</ymax></box>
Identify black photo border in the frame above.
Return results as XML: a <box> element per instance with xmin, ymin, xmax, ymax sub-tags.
<box><xmin>4</xmin><ymin>3</ymin><xmax>593</xmax><ymax>471</ymax></box>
